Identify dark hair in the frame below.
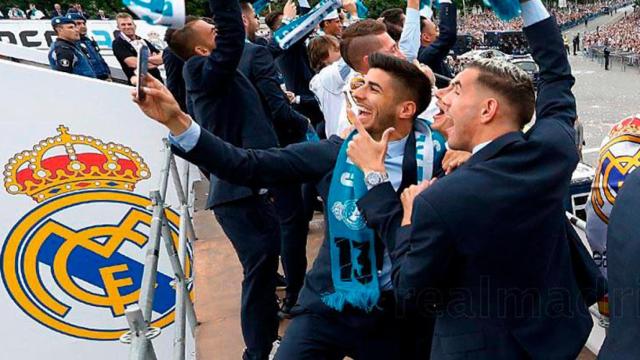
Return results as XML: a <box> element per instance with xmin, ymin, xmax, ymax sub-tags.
<box><xmin>368</xmin><ymin>52</ymin><xmax>432</xmax><ymax>117</ymax></box>
<box><xmin>265</xmin><ymin>11</ymin><xmax>283</xmax><ymax>31</ymax></box>
<box><xmin>307</xmin><ymin>35</ymin><xmax>340</xmax><ymax>73</ymax></box>
<box><xmin>419</xmin><ymin>16</ymin><xmax>428</xmax><ymax>32</ymax></box>
<box><xmin>466</xmin><ymin>58</ymin><xmax>535</xmax><ymax>128</ymax></box>
<box><xmin>168</xmin><ymin>17</ymin><xmax>203</xmax><ymax>61</ymax></box>
<box><xmin>340</xmin><ymin>19</ymin><xmax>387</xmax><ymax>70</ymax></box>
<box><xmin>380</xmin><ymin>8</ymin><xmax>404</xmax><ymax>26</ymax></box>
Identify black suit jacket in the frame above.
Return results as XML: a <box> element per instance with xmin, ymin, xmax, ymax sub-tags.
<box><xmin>417</xmin><ymin>2</ymin><xmax>456</xmax><ymax>88</ymax></box>
<box><xmin>172</xmin><ymin>122</ymin><xmax>445</xmax><ymax>328</ymax></box>
<box><xmin>599</xmin><ymin>169</ymin><xmax>640</xmax><ymax>359</ymax></box>
<box><xmin>359</xmin><ymin>17</ymin><xmax>593</xmax><ymax>359</ymax></box>
<box><xmin>163</xmin><ymin>48</ymin><xmax>187</xmax><ymax>112</ymax></box>
<box><xmin>180</xmin><ymin>0</ymin><xmax>278</xmax><ymax>208</ymax></box>
<box><xmin>238</xmin><ymin>41</ymin><xmax>308</xmax><ymax>145</ymax></box>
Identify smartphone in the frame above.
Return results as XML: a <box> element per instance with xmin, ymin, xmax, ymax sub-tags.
<box><xmin>136</xmin><ymin>44</ymin><xmax>150</xmax><ymax>101</ymax></box>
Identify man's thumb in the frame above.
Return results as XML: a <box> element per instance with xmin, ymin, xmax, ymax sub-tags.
<box><xmin>381</xmin><ymin>127</ymin><xmax>395</xmax><ymax>144</ymax></box>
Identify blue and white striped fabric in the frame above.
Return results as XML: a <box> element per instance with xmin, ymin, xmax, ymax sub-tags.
<box><xmin>483</xmin><ymin>0</ymin><xmax>521</xmax><ymax>21</ymax></box>
<box><xmin>253</xmin><ymin>0</ymin><xmax>270</xmax><ymax>15</ymax></box>
<box><xmin>420</xmin><ymin>0</ymin><xmax>434</xmax><ymax>19</ymax></box>
<box><xmin>274</xmin><ymin>0</ymin><xmax>341</xmax><ymax>50</ymax></box>
<box><xmin>122</xmin><ymin>0</ymin><xmax>185</xmax><ymax>28</ymax></box>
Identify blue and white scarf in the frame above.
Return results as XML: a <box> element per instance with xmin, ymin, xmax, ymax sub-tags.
<box><xmin>323</xmin><ymin>120</ymin><xmax>439</xmax><ymax>312</ymax></box>
<box><xmin>123</xmin><ymin>0</ymin><xmax>185</xmax><ymax>28</ymax></box>
<box><xmin>274</xmin><ymin>0</ymin><xmax>341</xmax><ymax>50</ymax></box>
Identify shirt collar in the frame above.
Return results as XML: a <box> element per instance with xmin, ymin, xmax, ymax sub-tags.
<box><xmin>386</xmin><ymin>134</ymin><xmax>409</xmax><ymax>158</ymax></box>
<box><xmin>472</xmin><ymin>141</ymin><xmax>492</xmax><ymax>154</ymax></box>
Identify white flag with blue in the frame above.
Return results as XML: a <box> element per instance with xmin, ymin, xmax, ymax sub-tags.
<box><xmin>122</xmin><ymin>0</ymin><xmax>185</xmax><ymax>28</ymax></box>
<box><xmin>274</xmin><ymin>0</ymin><xmax>342</xmax><ymax>50</ymax></box>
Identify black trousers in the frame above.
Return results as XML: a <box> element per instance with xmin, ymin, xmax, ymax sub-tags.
<box><xmin>605</xmin><ymin>56</ymin><xmax>610</xmax><ymax>70</ymax></box>
<box><xmin>213</xmin><ymin>194</ymin><xmax>281</xmax><ymax>360</ymax></box>
<box><xmin>275</xmin><ymin>297</ymin><xmax>435</xmax><ymax>360</ymax></box>
<box><xmin>271</xmin><ymin>185</ymin><xmax>310</xmax><ymax>300</ymax></box>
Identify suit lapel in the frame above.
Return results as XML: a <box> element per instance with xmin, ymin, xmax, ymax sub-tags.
<box><xmin>463</xmin><ymin>131</ymin><xmax>524</xmax><ymax>168</ymax></box>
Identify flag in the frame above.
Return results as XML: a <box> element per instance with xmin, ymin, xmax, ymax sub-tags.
<box><xmin>123</xmin><ymin>0</ymin><xmax>185</xmax><ymax>28</ymax></box>
<box><xmin>274</xmin><ymin>0</ymin><xmax>342</xmax><ymax>50</ymax></box>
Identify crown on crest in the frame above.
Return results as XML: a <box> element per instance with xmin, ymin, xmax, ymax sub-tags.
<box><xmin>3</xmin><ymin>125</ymin><xmax>151</xmax><ymax>203</ymax></box>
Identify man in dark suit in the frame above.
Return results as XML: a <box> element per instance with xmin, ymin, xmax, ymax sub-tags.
<box><xmin>350</xmin><ymin>1</ymin><xmax>594</xmax><ymax>358</ymax></box>
<box><xmin>268</xmin><ymin>3</ymin><xmax>325</xmax><ymax>128</ymax></box>
<box><xmin>238</xmin><ymin>0</ymin><xmax>312</xmax><ymax>318</ymax></box>
<box><xmin>132</xmin><ymin>52</ymin><xmax>443</xmax><ymax>359</ymax></box>
<box><xmin>166</xmin><ymin>1</ymin><xmax>282</xmax><ymax>358</ymax></box>
<box><xmin>600</xmin><ymin>168</ymin><xmax>640</xmax><ymax>359</ymax></box>
<box><xmin>417</xmin><ymin>0</ymin><xmax>456</xmax><ymax>88</ymax></box>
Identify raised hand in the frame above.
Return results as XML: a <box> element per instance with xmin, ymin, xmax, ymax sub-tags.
<box><xmin>346</xmin><ymin>115</ymin><xmax>394</xmax><ymax>173</ymax></box>
<box><xmin>131</xmin><ymin>74</ymin><xmax>192</xmax><ymax>135</ymax></box>
<box><xmin>283</xmin><ymin>0</ymin><xmax>297</xmax><ymax>19</ymax></box>
<box><xmin>401</xmin><ymin>178</ymin><xmax>436</xmax><ymax>226</ymax></box>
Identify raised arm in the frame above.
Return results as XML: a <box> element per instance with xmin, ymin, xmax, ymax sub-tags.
<box><xmin>188</xmin><ymin>0</ymin><xmax>246</xmax><ymax>94</ymax></box>
<box><xmin>132</xmin><ymin>74</ymin><xmax>339</xmax><ymax>187</ymax></box>
<box><xmin>522</xmin><ymin>1</ymin><xmax>576</xmax><ymax>129</ymax></box>
<box><xmin>417</xmin><ymin>1</ymin><xmax>457</xmax><ymax>66</ymax></box>
<box><xmin>398</xmin><ymin>0</ymin><xmax>420</xmax><ymax>62</ymax></box>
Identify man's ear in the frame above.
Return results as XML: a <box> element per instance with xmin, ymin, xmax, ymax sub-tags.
<box><xmin>241</xmin><ymin>14</ymin><xmax>249</xmax><ymax>27</ymax></box>
<box><xmin>194</xmin><ymin>45</ymin><xmax>208</xmax><ymax>56</ymax></box>
<box><xmin>479</xmin><ymin>98</ymin><xmax>499</xmax><ymax>124</ymax></box>
<box><xmin>398</xmin><ymin>101</ymin><xmax>417</xmax><ymax>121</ymax></box>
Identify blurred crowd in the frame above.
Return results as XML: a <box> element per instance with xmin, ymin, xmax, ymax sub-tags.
<box><xmin>0</xmin><ymin>3</ymin><xmax>111</xmax><ymax>20</ymax></box>
<box><xmin>583</xmin><ymin>9</ymin><xmax>640</xmax><ymax>55</ymax></box>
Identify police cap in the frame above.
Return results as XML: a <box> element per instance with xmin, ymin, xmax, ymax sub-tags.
<box><xmin>66</xmin><ymin>13</ymin><xmax>87</xmax><ymax>22</ymax></box>
<box><xmin>51</xmin><ymin>16</ymin><xmax>75</xmax><ymax>28</ymax></box>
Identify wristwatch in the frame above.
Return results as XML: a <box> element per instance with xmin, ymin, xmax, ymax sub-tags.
<box><xmin>364</xmin><ymin>171</ymin><xmax>389</xmax><ymax>188</ymax></box>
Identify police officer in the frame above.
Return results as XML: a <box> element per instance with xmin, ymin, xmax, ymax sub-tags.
<box><xmin>67</xmin><ymin>13</ymin><xmax>112</xmax><ymax>80</ymax></box>
<box><xmin>48</xmin><ymin>16</ymin><xmax>96</xmax><ymax>78</ymax></box>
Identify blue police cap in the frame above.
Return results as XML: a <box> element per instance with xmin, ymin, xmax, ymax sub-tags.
<box><xmin>51</xmin><ymin>16</ymin><xmax>75</xmax><ymax>27</ymax></box>
<box><xmin>66</xmin><ymin>13</ymin><xmax>87</xmax><ymax>22</ymax></box>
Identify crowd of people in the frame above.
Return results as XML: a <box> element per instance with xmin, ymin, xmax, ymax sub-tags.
<box><xmin>583</xmin><ymin>8</ymin><xmax>640</xmax><ymax>56</ymax></box>
<box><xmin>0</xmin><ymin>3</ymin><xmax>110</xmax><ymax>20</ymax></box>
<box><xmin>457</xmin><ymin>1</ymin><xmax>629</xmax><ymax>40</ymax></box>
<box><xmin>37</xmin><ymin>0</ymin><xmax>639</xmax><ymax>358</ymax></box>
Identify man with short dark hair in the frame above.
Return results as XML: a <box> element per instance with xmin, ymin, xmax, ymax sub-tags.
<box><xmin>351</xmin><ymin>0</ymin><xmax>596</xmax><ymax>357</ymax></box>
<box><xmin>48</xmin><ymin>16</ymin><xmax>96</xmax><ymax>78</ymax></box>
<box><xmin>380</xmin><ymin>8</ymin><xmax>405</xmax><ymax>41</ymax></box>
<box><xmin>417</xmin><ymin>0</ymin><xmax>457</xmax><ymax>88</ymax></box>
<box><xmin>132</xmin><ymin>52</ymin><xmax>445</xmax><ymax>359</ymax></box>
<box><xmin>68</xmin><ymin>13</ymin><xmax>112</xmax><ymax>80</ymax></box>
<box><xmin>111</xmin><ymin>13</ymin><xmax>163</xmax><ymax>84</ymax></box>
<box><xmin>238</xmin><ymin>0</ymin><xmax>313</xmax><ymax>318</ymax></box>
<box><xmin>320</xmin><ymin>10</ymin><xmax>343</xmax><ymax>38</ymax></box>
<box><xmin>166</xmin><ymin>1</ymin><xmax>282</xmax><ymax>358</ymax></box>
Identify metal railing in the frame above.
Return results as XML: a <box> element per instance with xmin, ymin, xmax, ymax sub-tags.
<box><xmin>584</xmin><ymin>46</ymin><xmax>640</xmax><ymax>73</ymax></box>
<box><xmin>120</xmin><ymin>139</ymin><xmax>198</xmax><ymax>360</ymax></box>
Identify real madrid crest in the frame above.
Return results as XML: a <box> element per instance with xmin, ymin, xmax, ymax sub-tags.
<box><xmin>1</xmin><ymin>125</ymin><xmax>191</xmax><ymax>340</ymax></box>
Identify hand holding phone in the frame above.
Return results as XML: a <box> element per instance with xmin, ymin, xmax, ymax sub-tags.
<box><xmin>136</xmin><ymin>44</ymin><xmax>150</xmax><ymax>101</ymax></box>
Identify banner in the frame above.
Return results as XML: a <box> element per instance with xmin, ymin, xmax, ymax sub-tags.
<box><xmin>0</xmin><ymin>19</ymin><xmax>167</xmax><ymax>54</ymax></box>
<box><xmin>0</xmin><ymin>59</ymin><xmax>194</xmax><ymax>359</ymax></box>
<box><xmin>586</xmin><ymin>115</ymin><xmax>640</xmax><ymax>278</ymax></box>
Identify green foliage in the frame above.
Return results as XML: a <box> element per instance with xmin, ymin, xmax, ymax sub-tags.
<box><xmin>3</xmin><ymin>0</ymin><xmax>478</xmax><ymax>19</ymax></box>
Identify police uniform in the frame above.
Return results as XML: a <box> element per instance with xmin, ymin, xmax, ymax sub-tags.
<box><xmin>67</xmin><ymin>13</ymin><xmax>111</xmax><ymax>80</ymax></box>
<box><xmin>48</xmin><ymin>17</ymin><xmax>96</xmax><ymax>78</ymax></box>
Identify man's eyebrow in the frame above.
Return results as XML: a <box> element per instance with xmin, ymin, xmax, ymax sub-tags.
<box><xmin>369</xmin><ymin>81</ymin><xmax>383</xmax><ymax>92</ymax></box>
<box><xmin>451</xmin><ymin>80</ymin><xmax>462</xmax><ymax>90</ymax></box>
